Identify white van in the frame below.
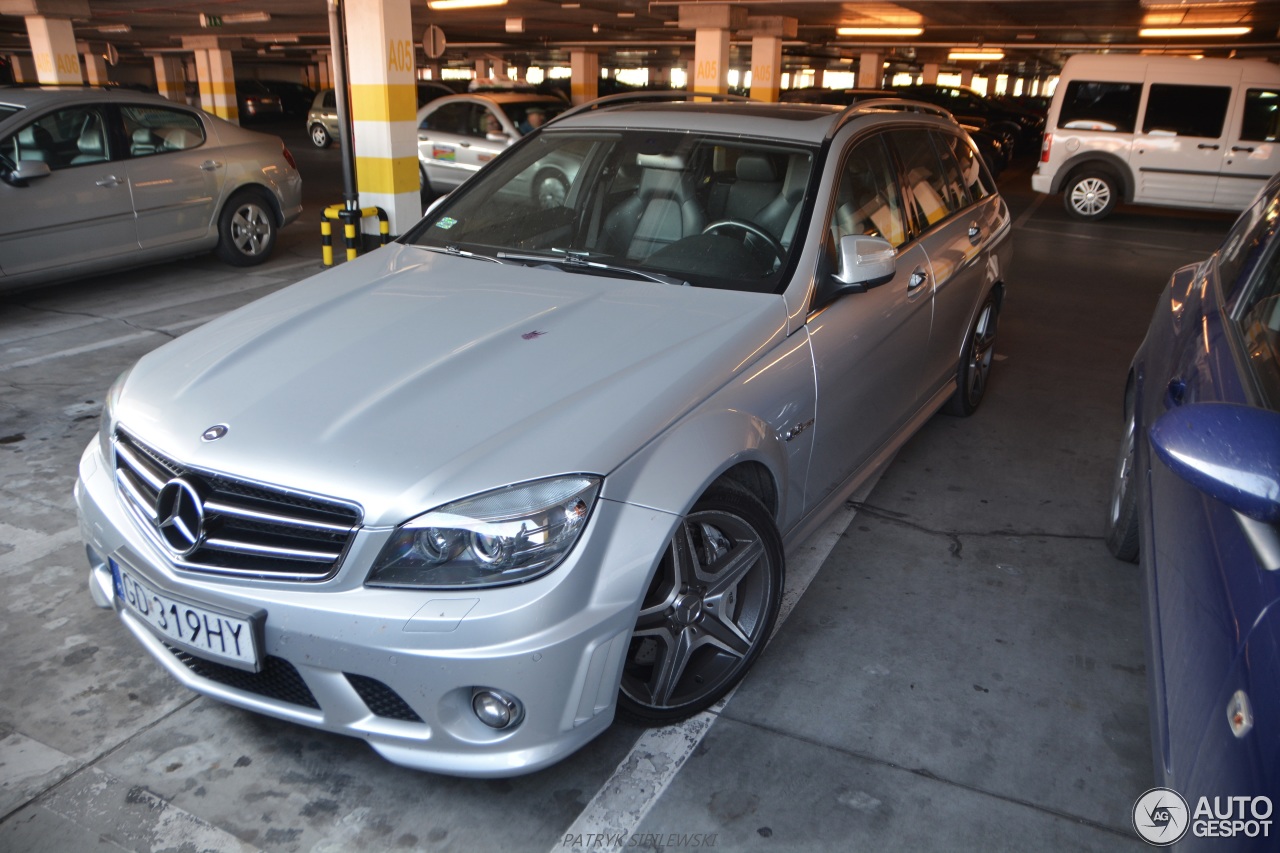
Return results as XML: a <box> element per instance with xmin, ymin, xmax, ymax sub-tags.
<box><xmin>1032</xmin><ymin>54</ymin><xmax>1280</xmax><ymax>220</ymax></box>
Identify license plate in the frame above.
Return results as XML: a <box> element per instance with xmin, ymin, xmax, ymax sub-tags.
<box><xmin>111</xmin><ymin>559</ymin><xmax>260</xmax><ymax>670</ymax></box>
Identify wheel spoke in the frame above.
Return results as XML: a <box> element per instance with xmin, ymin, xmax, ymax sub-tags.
<box><xmin>697</xmin><ymin>611</ymin><xmax>752</xmax><ymax>659</ymax></box>
<box><xmin>671</xmin><ymin>520</ymin><xmax>701</xmax><ymax>588</ymax></box>
<box><xmin>700</xmin><ymin>536</ymin><xmax>763</xmax><ymax>599</ymax></box>
<box><xmin>648</xmin><ymin>626</ymin><xmax>694</xmax><ymax>707</ymax></box>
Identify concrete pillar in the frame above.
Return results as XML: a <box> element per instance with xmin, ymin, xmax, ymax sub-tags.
<box><xmin>960</xmin><ymin>69</ymin><xmax>974</xmax><ymax>88</ymax></box>
<box><xmin>27</xmin><ymin>15</ymin><xmax>81</xmax><ymax>84</ymax></box>
<box><xmin>678</xmin><ymin>4</ymin><xmax>745</xmax><ymax>96</ymax></box>
<box><xmin>570</xmin><ymin>49</ymin><xmax>598</xmax><ymax>105</ymax></box>
<box><xmin>317</xmin><ymin>53</ymin><xmax>333</xmax><ymax>89</ymax></box>
<box><xmin>745</xmin><ymin>17</ymin><xmax>794</xmax><ymax>103</ymax></box>
<box><xmin>474</xmin><ymin>57</ymin><xmax>489</xmax><ymax>80</ymax></box>
<box><xmin>345</xmin><ymin>0</ymin><xmax>419</xmax><ymax>237</ymax></box>
<box><xmin>922</xmin><ymin>63</ymin><xmax>940</xmax><ymax>85</ymax></box>
<box><xmin>649</xmin><ymin>64</ymin><xmax>669</xmax><ymax>88</ymax></box>
<box><xmin>491</xmin><ymin>58</ymin><xmax>507</xmax><ymax>80</ymax></box>
<box><xmin>153</xmin><ymin>55</ymin><xmax>185</xmax><ymax>102</ymax></box>
<box><xmin>9</xmin><ymin>54</ymin><xmax>35</xmax><ymax>83</ymax></box>
<box><xmin>81</xmin><ymin>43</ymin><xmax>108</xmax><ymax>85</ymax></box>
<box><xmin>858</xmin><ymin>52</ymin><xmax>883</xmax><ymax>89</ymax></box>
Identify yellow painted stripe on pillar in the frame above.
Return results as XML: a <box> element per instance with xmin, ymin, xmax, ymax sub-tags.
<box><xmin>211</xmin><ymin>104</ymin><xmax>240</xmax><ymax>121</ymax></box>
<box><xmin>355</xmin><ymin>155</ymin><xmax>420</xmax><ymax>195</ymax></box>
<box><xmin>205</xmin><ymin>81</ymin><xmax>237</xmax><ymax>95</ymax></box>
<box><xmin>349</xmin><ymin>84</ymin><xmax>417</xmax><ymax>124</ymax></box>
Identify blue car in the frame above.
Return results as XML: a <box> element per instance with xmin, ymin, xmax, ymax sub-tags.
<box><xmin>1107</xmin><ymin>174</ymin><xmax>1280</xmax><ymax>848</ymax></box>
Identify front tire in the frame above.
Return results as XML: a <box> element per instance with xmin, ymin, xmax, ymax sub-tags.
<box><xmin>309</xmin><ymin>123</ymin><xmax>331</xmax><ymax>148</ymax></box>
<box><xmin>1105</xmin><ymin>385</ymin><xmax>1141</xmax><ymax>562</ymax></box>
<box><xmin>214</xmin><ymin>190</ymin><xmax>277</xmax><ymax>267</ymax></box>
<box><xmin>1064</xmin><ymin>169</ymin><xmax>1119</xmax><ymax>221</ymax></box>
<box><xmin>617</xmin><ymin>486</ymin><xmax>783</xmax><ymax>725</ymax></box>
<box><xmin>944</xmin><ymin>294</ymin><xmax>999</xmax><ymax>417</ymax></box>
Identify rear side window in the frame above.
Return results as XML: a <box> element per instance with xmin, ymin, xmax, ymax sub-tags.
<box><xmin>121</xmin><ymin>105</ymin><xmax>205</xmax><ymax>157</ymax></box>
<box><xmin>889</xmin><ymin>128</ymin><xmax>960</xmax><ymax>228</ymax></box>
<box><xmin>1143</xmin><ymin>84</ymin><xmax>1231</xmax><ymax>138</ymax></box>
<box><xmin>1057</xmin><ymin>80</ymin><xmax>1141</xmax><ymax>132</ymax></box>
<box><xmin>1240</xmin><ymin>89</ymin><xmax>1280</xmax><ymax>142</ymax></box>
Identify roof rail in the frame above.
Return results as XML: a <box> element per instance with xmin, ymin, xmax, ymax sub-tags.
<box><xmin>826</xmin><ymin>98</ymin><xmax>956</xmax><ymax>140</ymax></box>
<box><xmin>548</xmin><ymin>90</ymin><xmax>756</xmax><ymax>125</ymax></box>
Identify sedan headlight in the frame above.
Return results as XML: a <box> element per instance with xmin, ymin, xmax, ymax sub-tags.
<box><xmin>367</xmin><ymin>476</ymin><xmax>601</xmax><ymax>588</ymax></box>
<box><xmin>98</xmin><ymin>366</ymin><xmax>132</xmax><ymax>463</ymax></box>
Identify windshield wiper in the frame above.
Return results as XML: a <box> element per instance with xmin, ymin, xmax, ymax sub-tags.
<box><xmin>418</xmin><ymin>244</ymin><xmax>506</xmax><ymax>264</ymax></box>
<box><xmin>495</xmin><ymin>250</ymin><xmax>689</xmax><ymax>287</ymax></box>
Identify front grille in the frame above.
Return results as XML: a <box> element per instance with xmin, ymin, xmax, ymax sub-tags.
<box><xmin>167</xmin><ymin>645</ymin><xmax>321</xmax><ymax>709</ymax></box>
<box><xmin>345</xmin><ymin>674</ymin><xmax>423</xmax><ymax>722</ymax></box>
<box><xmin>114</xmin><ymin>429</ymin><xmax>362</xmax><ymax>581</ymax></box>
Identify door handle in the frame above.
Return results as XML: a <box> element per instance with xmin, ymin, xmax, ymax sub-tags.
<box><xmin>967</xmin><ymin>222</ymin><xmax>981</xmax><ymax>244</ymax></box>
<box><xmin>908</xmin><ymin>267</ymin><xmax>928</xmax><ymax>290</ymax></box>
<box><xmin>1197</xmin><ymin>143</ymin><xmax>1220</xmax><ymax>150</ymax></box>
<box><xmin>1232</xmin><ymin>145</ymin><xmax>1255</xmax><ymax>153</ymax></box>
<box><xmin>95</xmin><ymin>175</ymin><xmax>121</xmax><ymax>187</ymax></box>
<box><xmin>200</xmin><ymin>160</ymin><xmax>222</xmax><ymax>171</ymax></box>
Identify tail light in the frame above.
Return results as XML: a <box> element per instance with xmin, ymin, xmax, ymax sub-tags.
<box><xmin>282</xmin><ymin>144</ymin><xmax>297</xmax><ymax>170</ymax></box>
<box><xmin>1040</xmin><ymin>134</ymin><xmax>1051</xmax><ymax>163</ymax></box>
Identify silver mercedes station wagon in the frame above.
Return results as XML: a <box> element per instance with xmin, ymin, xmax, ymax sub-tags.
<box><xmin>76</xmin><ymin>96</ymin><xmax>1012</xmax><ymax>777</ymax></box>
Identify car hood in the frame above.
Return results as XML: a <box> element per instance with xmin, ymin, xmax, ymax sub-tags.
<box><xmin>115</xmin><ymin>245</ymin><xmax>789</xmax><ymax>527</ymax></box>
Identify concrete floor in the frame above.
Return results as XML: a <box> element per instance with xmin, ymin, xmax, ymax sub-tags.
<box><xmin>0</xmin><ymin>122</ymin><xmax>1238</xmax><ymax>852</ymax></box>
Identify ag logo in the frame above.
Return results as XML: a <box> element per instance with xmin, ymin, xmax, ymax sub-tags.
<box><xmin>1133</xmin><ymin>787</ymin><xmax>1190</xmax><ymax>846</ymax></box>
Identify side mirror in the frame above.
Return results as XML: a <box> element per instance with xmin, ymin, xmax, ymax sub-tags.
<box><xmin>1150</xmin><ymin>402</ymin><xmax>1280</xmax><ymax>523</ymax></box>
<box><xmin>8</xmin><ymin>159</ymin><xmax>51</xmax><ymax>185</ymax></box>
<box><xmin>835</xmin><ymin>234</ymin><xmax>896</xmax><ymax>289</ymax></box>
<box><xmin>485</xmin><ymin>131</ymin><xmax>510</xmax><ymax>143</ymax></box>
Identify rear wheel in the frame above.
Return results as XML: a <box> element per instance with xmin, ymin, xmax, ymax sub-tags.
<box><xmin>1064</xmin><ymin>169</ymin><xmax>1118</xmax><ymax>221</ymax></box>
<box><xmin>617</xmin><ymin>486</ymin><xmax>783</xmax><ymax>725</ymax></box>
<box><xmin>945</xmin><ymin>294</ymin><xmax>999</xmax><ymax>416</ymax></box>
<box><xmin>214</xmin><ymin>190</ymin><xmax>276</xmax><ymax>266</ymax></box>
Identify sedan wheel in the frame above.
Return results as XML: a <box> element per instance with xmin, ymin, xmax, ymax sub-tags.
<box><xmin>310</xmin><ymin>123</ymin><xmax>331</xmax><ymax>148</ymax></box>
<box><xmin>215</xmin><ymin>192</ymin><xmax>276</xmax><ymax>266</ymax></box>
<box><xmin>618</xmin><ymin>487</ymin><xmax>783</xmax><ymax>724</ymax></box>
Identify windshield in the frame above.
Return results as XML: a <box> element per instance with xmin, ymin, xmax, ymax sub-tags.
<box><xmin>406</xmin><ymin>128</ymin><xmax>816</xmax><ymax>293</ymax></box>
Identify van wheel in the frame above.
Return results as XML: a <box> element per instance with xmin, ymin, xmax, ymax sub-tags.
<box><xmin>215</xmin><ymin>189</ymin><xmax>277</xmax><ymax>266</ymax></box>
<box><xmin>617</xmin><ymin>486</ymin><xmax>783</xmax><ymax>725</ymax></box>
<box><xmin>1064</xmin><ymin>170</ymin><xmax>1118</xmax><ymax>221</ymax></box>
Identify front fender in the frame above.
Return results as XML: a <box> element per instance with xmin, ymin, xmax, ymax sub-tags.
<box><xmin>601</xmin><ymin>330</ymin><xmax>816</xmax><ymax>535</ymax></box>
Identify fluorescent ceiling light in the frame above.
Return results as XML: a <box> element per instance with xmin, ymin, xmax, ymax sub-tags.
<box><xmin>505</xmin><ymin>17</ymin><xmax>524</xmax><ymax>32</ymax></box>
<box><xmin>948</xmin><ymin>50</ymin><xmax>1005</xmax><ymax>61</ymax></box>
<box><xmin>836</xmin><ymin>27</ymin><xmax>923</xmax><ymax>37</ymax></box>
<box><xmin>428</xmin><ymin>0</ymin><xmax>507</xmax><ymax>8</ymax></box>
<box><xmin>222</xmin><ymin>11</ymin><xmax>272</xmax><ymax>25</ymax></box>
<box><xmin>617</xmin><ymin>11</ymin><xmax>636</xmax><ymax>17</ymax></box>
<box><xmin>1139</xmin><ymin>26</ymin><xmax>1252</xmax><ymax>36</ymax></box>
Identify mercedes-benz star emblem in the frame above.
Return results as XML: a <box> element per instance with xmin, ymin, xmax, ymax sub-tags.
<box><xmin>201</xmin><ymin>424</ymin><xmax>229</xmax><ymax>442</ymax></box>
<box><xmin>155</xmin><ymin>478</ymin><xmax>206</xmax><ymax>556</ymax></box>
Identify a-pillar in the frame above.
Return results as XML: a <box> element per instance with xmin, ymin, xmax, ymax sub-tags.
<box><xmin>183</xmin><ymin>37</ymin><xmax>241</xmax><ymax>123</ymax></box>
<box><xmin>679</xmin><ymin>4</ymin><xmax>745</xmax><ymax>96</ymax></box>
<box><xmin>153</xmin><ymin>55</ymin><xmax>185</xmax><ymax>102</ymax></box>
<box><xmin>744</xmin><ymin>16</ymin><xmax>794</xmax><ymax>103</ymax></box>
<box><xmin>570</xmin><ymin>49</ymin><xmax>598</xmax><ymax>105</ymax></box>
<box><xmin>922</xmin><ymin>63</ymin><xmax>940</xmax><ymax>85</ymax></box>
<box><xmin>26</xmin><ymin>14</ymin><xmax>82</xmax><ymax>84</ymax></box>
<box><xmin>857</xmin><ymin>52</ymin><xmax>883</xmax><ymax>89</ymax></box>
<box><xmin>344</xmin><ymin>0</ymin><xmax>418</xmax><ymax>237</ymax></box>
<box><xmin>79</xmin><ymin>42</ymin><xmax>107</xmax><ymax>84</ymax></box>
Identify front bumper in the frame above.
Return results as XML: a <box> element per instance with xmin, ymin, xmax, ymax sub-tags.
<box><xmin>75</xmin><ymin>439</ymin><xmax>676</xmax><ymax>777</ymax></box>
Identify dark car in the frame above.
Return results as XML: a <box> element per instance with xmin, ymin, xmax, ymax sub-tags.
<box><xmin>893</xmin><ymin>84</ymin><xmax>1044</xmax><ymax>151</ymax></box>
<box><xmin>257</xmin><ymin>80</ymin><xmax>316</xmax><ymax>117</ymax></box>
<box><xmin>234</xmin><ymin>79</ymin><xmax>283</xmax><ymax>121</ymax></box>
<box><xmin>781</xmin><ymin>87</ymin><xmax>1010</xmax><ymax>177</ymax></box>
<box><xmin>1106</xmin><ymin>173</ymin><xmax>1280</xmax><ymax>848</ymax></box>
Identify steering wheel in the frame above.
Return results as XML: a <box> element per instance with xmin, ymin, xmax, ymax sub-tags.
<box><xmin>702</xmin><ymin>219</ymin><xmax>786</xmax><ymax>268</ymax></box>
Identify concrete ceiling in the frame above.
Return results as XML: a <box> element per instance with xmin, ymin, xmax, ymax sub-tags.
<box><xmin>1</xmin><ymin>1</ymin><xmax>1278</xmax><ymax>79</ymax></box>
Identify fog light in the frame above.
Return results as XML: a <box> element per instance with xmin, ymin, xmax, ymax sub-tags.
<box><xmin>472</xmin><ymin>688</ymin><xmax>523</xmax><ymax>729</ymax></box>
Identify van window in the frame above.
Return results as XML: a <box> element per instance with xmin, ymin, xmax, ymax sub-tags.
<box><xmin>1241</xmin><ymin>89</ymin><xmax>1280</xmax><ymax>143</ymax></box>
<box><xmin>1143</xmin><ymin>84</ymin><xmax>1231</xmax><ymax>138</ymax></box>
<box><xmin>1058</xmin><ymin>81</ymin><xmax>1141</xmax><ymax>133</ymax></box>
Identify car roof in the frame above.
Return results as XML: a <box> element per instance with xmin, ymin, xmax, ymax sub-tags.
<box><xmin>0</xmin><ymin>85</ymin><xmax>177</xmax><ymax>112</ymax></box>
<box><xmin>551</xmin><ymin>100</ymin><xmax>958</xmax><ymax>146</ymax></box>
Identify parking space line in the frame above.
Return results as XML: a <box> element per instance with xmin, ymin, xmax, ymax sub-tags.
<box><xmin>1016</xmin><ymin>224</ymin><xmax>1222</xmax><ymax>254</ymax></box>
<box><xmin>556</xmin><ymin>475</ymin><xmax>882</xmax><ymax>853</ymax></box>
<box><xmin>0</xmin><ymin>331</ymin><xmax>159</xmax><ymax>372</ymax></box>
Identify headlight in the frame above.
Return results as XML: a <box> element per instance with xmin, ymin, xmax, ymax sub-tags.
<box><xmin>98</xmin><ymin>366</ymin><xmax>132</xmax><ymax>463</ymax></box>
<box><xmin>366</xmin><ymin>476</ymin><xmax>601</xmax><ymax>588</ymax></box>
